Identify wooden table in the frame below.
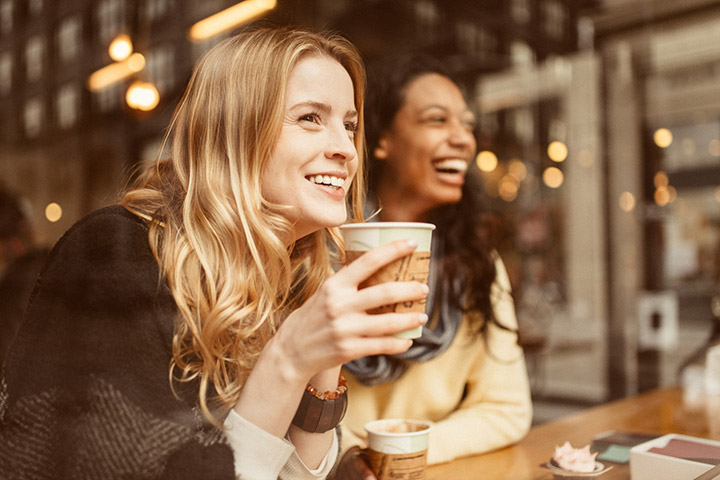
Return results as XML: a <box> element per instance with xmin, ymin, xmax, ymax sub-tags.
<box><xmin>427</xmin><ymin>387</ymin><xmax>718</xmax><ymax>479</ymax></box>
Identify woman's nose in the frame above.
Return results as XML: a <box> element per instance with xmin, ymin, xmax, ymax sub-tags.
<box><xmin>449</xmin><ymin>121</ymin><xmax>476</xmax><ymax>150</ymax></box>
<box><xmin>326</xmin><ymin>125</ymin><xmax>357</xmax><ymax>161</ymax></box>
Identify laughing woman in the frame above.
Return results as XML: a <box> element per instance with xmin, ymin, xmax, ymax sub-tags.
<box><xmin>0</xmin><ymin>27</ymin><xmax>430</xmax><ymax>480</ymax></box>
<box><xmin>333</xmin><ymin>54</ymin><xmax>533</xmax><ymax>478</ymax></box>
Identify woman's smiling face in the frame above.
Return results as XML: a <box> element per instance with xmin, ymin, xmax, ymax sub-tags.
<box><xmin>375</xmin><ymin>73</ymin><xmax>476</xmax><ymax>217</ymax></box>
<box><xmin>262</xmin><ymin>53</ymin><xmax>359</xmax><ymax>241</ymax></box>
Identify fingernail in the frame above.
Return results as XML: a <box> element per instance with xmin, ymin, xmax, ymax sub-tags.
<box><xmin>405</xmin><ymin>238</ymin><xmax>418</xmax><ymax>248</ymax></box>
<box><xmin>420</xmin><ymin>283</ymin><xmax>429</xmax><ymax>294</ymax></box>
<box><xmin>419</xmin><ymin>313</ymin><xmax>429</xmax><ymax>325</ymax></box>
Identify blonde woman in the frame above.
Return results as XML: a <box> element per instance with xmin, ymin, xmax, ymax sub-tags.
<box><xmin>0</xmin><ymin>27</ymin><xmax>428</xmax><ymax>480</ymax></box>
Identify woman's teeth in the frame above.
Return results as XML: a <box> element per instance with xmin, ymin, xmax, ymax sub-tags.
<box><xmin>307</xmin><ymin>175</ymin><xmax>345</xmax><ymax>187</ymax></box>
<box><xmin>433</xmin><ymin>159</ymin><xmax>468</xmax><ymax>174</ymax></box>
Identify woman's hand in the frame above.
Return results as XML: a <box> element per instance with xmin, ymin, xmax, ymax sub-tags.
<box><xmin>331</xmin><ymin>447</ymin><xmax>376</xmax><ymax>480</ymax></box>
<box><xmin>271</xmin><ymin>238</ymin><xmax>429</xmax><ymax>383</ymax></box>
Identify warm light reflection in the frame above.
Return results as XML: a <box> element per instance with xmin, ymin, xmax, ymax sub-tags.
<box><xmin>475</xmin><ymin>150</ymin><xmax>498</xmax><ymax>172</ymax></box>
<box><xmin>654</xmin><ymin>171</ymin><xmax>669</xmax><ymax>188</ymax></box>
<box><xmin>547</xmin><ymin>140</ymin><xmax>568</xmax><ymax>162</ymax></box>
<box><xmin>45</xmin><ymin>202</ymin><xmax>62</xmax><ymax>222</ymax></box>
<box><xmin>578</xmin><ymin>149</ymin><xmax>594</xmax><ymax>167</ymax></box>
<box><xmin>109</xmin><ymin>34</ymin><xmax>133</xmax><ymax>62</ymax></box>
<box><xmin>654</xmin><ymin>186</ymin><xmax>671</xmax><ymax>206</ymax></box>
<box><xmin>542</xmin><ymin>167</ymin><xmax>564</xmax><ymax>188</ymax></box>
<box><xmin>508</xmin><ymin>159</ymin><xmax>527</xmax><ymax>180</ymax></box>
<box><xmin>619</xmin><ymin>192</ymin><xmax>636</xmax><ymax>212</ymax></box>
<box><xmin>189</xmin><ymin>0</ymin><xmax>277</xmax><ymax>41</ymax></box>
<box><xmin>499</xmin><ymin>176</ymin><xmax>519</xmax><ymax>202</ymax></box>
<box><xmin>87</xmin><ymin>53</ymin><xmax>146</xmax><ymax>91</ymax></box>
<box><xmin>709</xmin><ymin>139</ymin><xmax>720</xmax><ymax>157</ymax></box>
<box><xmin>653</xmin><ymin>128</ymin><xmax>673</xmax><ymax>148</ymax></box>
<box><xmin>715</xmin><ymin>186</ymin><xmax>720</xmax><ymax>204</ymax></box>
<box><xmin>126</xmin><ymin>81</ymin><xmax>160</xmax><ymax>111</ymax></box>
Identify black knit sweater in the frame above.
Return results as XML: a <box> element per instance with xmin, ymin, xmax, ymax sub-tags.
<box><xmin>0</xmin><ymin>205</ymin><xmax>235</xmax><ymax>479</ymax></box>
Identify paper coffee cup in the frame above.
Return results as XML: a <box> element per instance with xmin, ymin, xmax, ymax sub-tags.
<box><xmin>364</xmin><ymin>418</ymin><xmax>432</xmax><ymax>480</ymax></box>
<box><xmin>339</xmin><ymin>222</ymin><xmax>435</xmax><ymax>339</ymax></box>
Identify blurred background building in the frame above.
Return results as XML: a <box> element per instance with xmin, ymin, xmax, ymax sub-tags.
<box><xmin>1</xmin><ymin>0</ymin><xmax>719</xmax><ymax>423</ymax></box>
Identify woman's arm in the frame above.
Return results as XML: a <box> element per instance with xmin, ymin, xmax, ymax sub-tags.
<box><xmin>425</xmin><ymin>256</ymin><xmax>532</xmax><ymax>464</ymax></box>
<box><xmin>230</xmin><ymin>239</ymin><xmax>429</xmax><ymax>474</ymax></box>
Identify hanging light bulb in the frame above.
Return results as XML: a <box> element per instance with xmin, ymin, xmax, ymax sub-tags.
<box><xmin>126</xmin><ymin>81</ymin><xmax>160</xmax><ymax>111</ymax></box>
<box><xmin>189</xmin><ymin>0</ymin><xmax>277</xmax><ymax>41</ymax></box>
<box><xmin>109</xmin><ymin>34</ymin><xmax>133</xmax><ymax>62</ymax></box>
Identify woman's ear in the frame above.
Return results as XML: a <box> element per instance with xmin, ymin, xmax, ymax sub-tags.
<box><xmin>373</xmin><ymin>135</ymin><xmax>389</xmax><ymax>160</ymax></box>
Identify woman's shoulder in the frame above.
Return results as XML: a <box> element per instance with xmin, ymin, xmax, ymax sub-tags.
<box><xmin>30</xmin><ymin>204</ymin><xmax>159</xmax><ymax>309</ymax></box>
<box><xmin>60</xmin><ymin>204</ymin><xmax>147</xmax><ymax>241</ymax></box>
<box><xmin>45</xmin><ymin>205</ymin><xmax>150</xmax><ymax>264</ymax></box>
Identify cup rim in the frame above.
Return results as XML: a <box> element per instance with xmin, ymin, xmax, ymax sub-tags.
<box><xmin>364</xmin><ymin>418</ymin><xmax>433</xmax><ymax>437</ymax></box>
<box><xmin>340</xmin><ymin>222</ymin><xmax>436</xmax><ymax>230</ymax></box>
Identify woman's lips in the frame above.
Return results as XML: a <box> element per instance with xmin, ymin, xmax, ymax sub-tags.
<box><xmin>305</xmin><ymin>174</ymin><xmax>347</xmax><ymax>199</ymax></box>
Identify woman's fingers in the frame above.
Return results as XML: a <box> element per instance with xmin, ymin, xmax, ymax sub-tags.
<box><xmin>356</xmin><ymin>449</ymin><xmax>377</xmax><ymax>480</ymax></box>
<box><xmin>333</xmin><ymin>447</ymin><xmax>377</xmax><ymax>480</ymax></box>
<box><xmin>350</xmin><ymin>280</ymin><xmax>429</xmax><ymax>312</ymax></box>
<box><xmin>340</xmin><ymin>311</ymin><xmax>428</xmax><ymax>338</ymax></box>
<box><xmin>338</xmin><ymin>239</ymin><xmax>417</xmax><ymax>285</ymax></box>
<box><xmin>339</xmin><ymin>334</ymin><xmax>413</xmax><ymax>359</ymax></box>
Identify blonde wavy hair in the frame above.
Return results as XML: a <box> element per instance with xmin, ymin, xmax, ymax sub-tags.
<box><xmin>121</xmin><ymin>26</ymin><xmax>366</xmax><ymax>423</ymax></box>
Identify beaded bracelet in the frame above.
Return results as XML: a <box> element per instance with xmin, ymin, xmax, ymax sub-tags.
<box><xmin>291</xmin><ymin>374</ymin><xmax>348</xmax><ymax>433</ymax></box>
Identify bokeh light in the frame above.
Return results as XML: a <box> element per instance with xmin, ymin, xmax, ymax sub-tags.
<box><xmin>653</xmin><ymin>128</ymin><xmax>673</xmax><ymax>148</ymax></box>
<box><xmin>619</xmin><ymin>192</ymin><xmax>636</xmax><ymax>212</ymax></box>
<box><xmin>547</xmin><ymin>140</ymin><xmax>568</xmax><ymax>162</ymax></box>
<box><xmin>653</xmin><ymin>171</ymin><xmax>669</xmax><ymax>188</ymax></box>
<box><xmin>109</xmin><ymin>34</ymin><xmax>133</xmax><ymax>61</ymax></box>
<box><xmin>508</xmin><ymin>159</ymin><xmax>527</xmax><ymax>181</ymax></box>
<box><xmin>126</xmin><ymin>81</ymin><xmax>160</xmax><ymax>111</ymax></box>
<box><xmin>498</xmin><ymin>176</ymin><xmax>519</xmax><ymax>202</ymax></box>
<box><xmin>476</xmin><ymin>150</ymin><xmax>498</xmax><ymax>172</ymax></box>
<box><xmin>542</xmin><ymin>167</ymin><xmax>564</xmax><ymax>188</ymax></box>
<box><xmin>45</xmin><ymin>202</ymin><xmax>62</xmax><ymax>222</ymax></box>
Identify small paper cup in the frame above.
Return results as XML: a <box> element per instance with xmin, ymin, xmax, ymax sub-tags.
<box><xmin>339</xmin><ymin>222</ymin><xmax>435</xmax><ymax>339</ymax></box>
<box><xmin>364</xmin><ymin>419</ymin><xmax>432</xmax><ymax>480</ymax></box>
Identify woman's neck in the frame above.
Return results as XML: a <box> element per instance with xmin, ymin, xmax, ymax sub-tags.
<box><xmin>375</xmin><ymin>186</ymin><xmax>431</xmax><ymax>223</ymax></box>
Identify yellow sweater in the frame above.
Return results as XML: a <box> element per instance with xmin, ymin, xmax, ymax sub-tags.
<box><xmin>339</xmin><ymin>258</ymin><xmax>533</xmax><ymax>465</ymax></box>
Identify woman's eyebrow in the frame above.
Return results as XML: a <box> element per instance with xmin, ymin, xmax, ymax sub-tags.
<box><xmin>419</xmin><ymin>104</ymin><xmax>449</xmax><ymax>113</ymax></box>
<box><xmin>289</xmin><ymin>100</ymin><xmax>330</xmax><ymax>113</ymax></box>
<box><xmin>290</xmin><ymin>100</ymin><xmax>358</xmax><ymax>119</ymax></box>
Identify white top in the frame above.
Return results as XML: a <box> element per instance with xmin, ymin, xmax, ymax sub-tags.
<box><xmin>224</xmin><ymin>409</ymin><xmax>338</xmax><ymax>480</ymax></box>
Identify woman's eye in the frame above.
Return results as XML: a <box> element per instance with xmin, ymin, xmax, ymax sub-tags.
<box><xmin>299</xmin><ymin>113</ymin><xmax>321</xmax><ymax>124</ymax></box>
<box><xmin>345</xmin><ymin>121</ymin><xmax>358</xmax><ymax>134</ymax></box>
